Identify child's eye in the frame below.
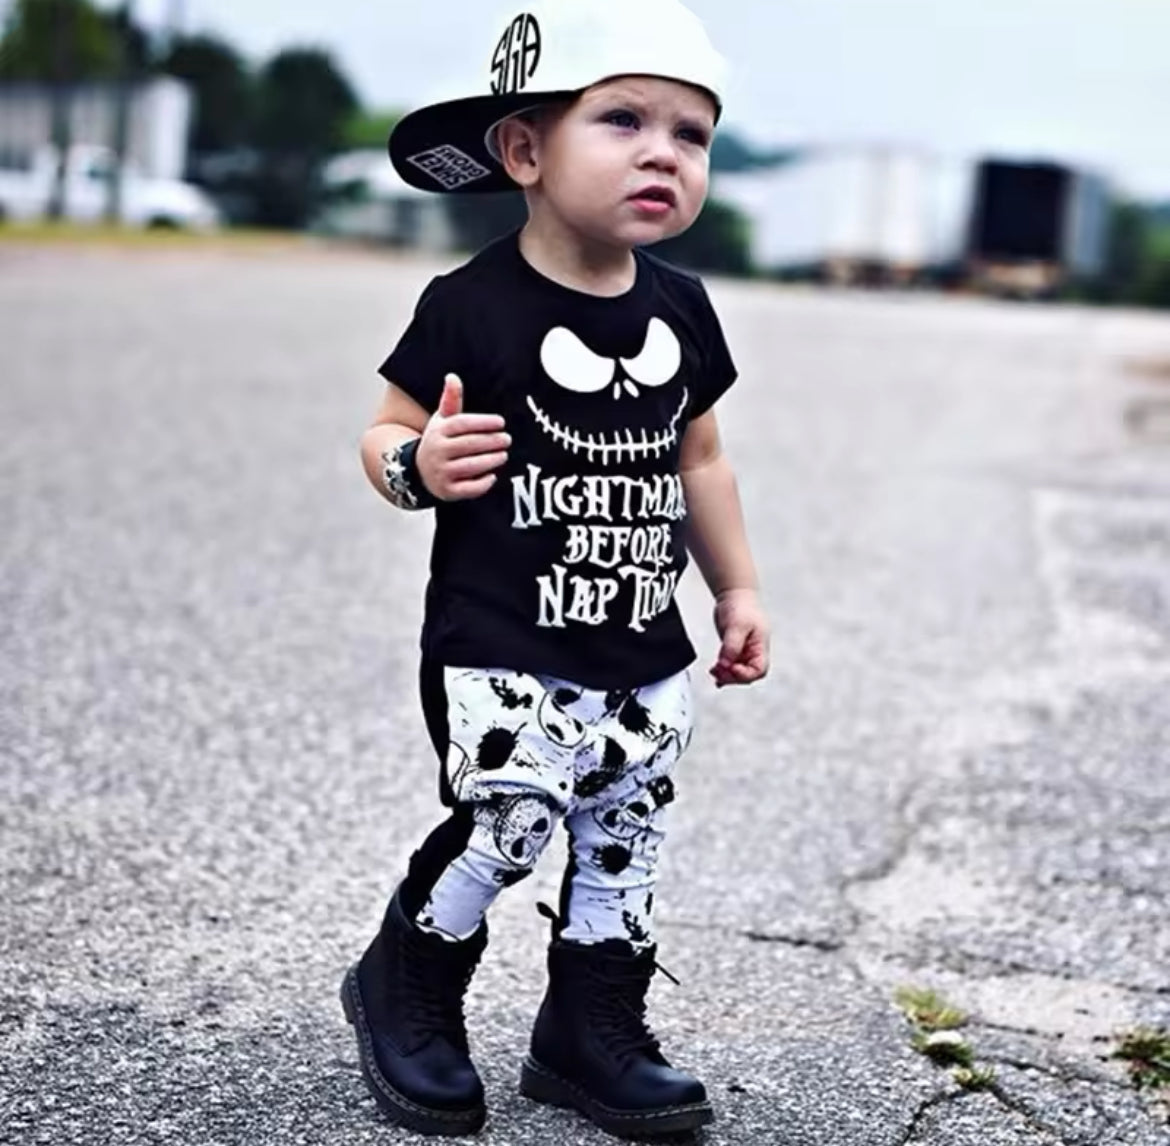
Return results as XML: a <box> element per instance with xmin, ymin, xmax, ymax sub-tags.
<box><xmin>603</xmin><ymin>109</ymin><xmax>640</xmax><ymax>130</ymax></box>
<box><xmin>677</xmin><ymin>125</ymin><xmax>711</xmax><ymax>148</ymax></box>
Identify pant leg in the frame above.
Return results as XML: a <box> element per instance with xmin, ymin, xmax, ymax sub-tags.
<box><xmin>409</xmin><ymin>666</ymin><xmax>580</xmax><ymax>940</ymax></box>
<box><xmin>558</xmin><ymin>670</ymin><xmax>693</xmax><ymax>948</ymax></box>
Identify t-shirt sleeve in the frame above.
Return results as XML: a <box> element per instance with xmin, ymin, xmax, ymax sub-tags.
<box><xmin>377</xmin><ymin>276</ymin><xmax>468</xmax><ymax>414</ymax></box>
<box><xmin>691</xmin><ymin>280</ymin><xmax>738</xmax><ymax>417</ymax></box>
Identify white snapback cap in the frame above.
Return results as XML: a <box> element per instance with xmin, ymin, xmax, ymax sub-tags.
<box><xmin>388</xmin><ymin>0</ymin><xmax>727</xmax><ymax>194</ymax></box>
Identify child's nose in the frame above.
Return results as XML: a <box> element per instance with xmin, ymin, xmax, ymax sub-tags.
<box><xmin>638</xmin><ymin>131</ymin><xmax>680</xmax><ymax>173</ymax></box>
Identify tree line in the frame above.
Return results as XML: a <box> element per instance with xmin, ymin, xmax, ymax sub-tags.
<box><xmin>0</xmin><ymin>0</ymin><xmax>367</xmax><ymax>228</ymax></box>
<box><xmin>1072</xmin><ymin>203</ymin><xmax>1170</xmax><ymax>310</ymax></box>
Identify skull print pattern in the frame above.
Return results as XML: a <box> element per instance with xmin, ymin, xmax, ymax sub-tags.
<box><xmin>415</xmin><ymin>665</ymin><xmax>693</xmax><ymax>948</ymax></box>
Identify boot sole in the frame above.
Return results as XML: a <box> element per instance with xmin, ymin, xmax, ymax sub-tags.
<box><xmin>519</xmin><ymin>1054</ymin><xmax>715</xmax><ymax>1139</ymax></box>
<box><xmin>340</xmin><ymin>965</ymin><xmax>486</xmax><ymax>1137</ymax></box>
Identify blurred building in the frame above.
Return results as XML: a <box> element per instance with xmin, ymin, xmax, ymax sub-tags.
<box><xmin>0</xmin><ymin>77</ymin><xmax>192</xmax><ymax>180</ymax></box>
<box><xmin>313</xmin><ymin>149</ymin><xmax>456</xmax><ymax>251</ymax></box>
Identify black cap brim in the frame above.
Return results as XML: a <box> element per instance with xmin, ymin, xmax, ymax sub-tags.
<box><xmin>388</xmin><ymin>90</ymin><xmax>578</xmax><ymax>194</ymax></box>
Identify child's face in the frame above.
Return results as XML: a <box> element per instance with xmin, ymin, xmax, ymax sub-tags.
<box><xmin>517</xmin><ymin>75</ymin><xmax>716</xmax><ymax>249</ymax></box>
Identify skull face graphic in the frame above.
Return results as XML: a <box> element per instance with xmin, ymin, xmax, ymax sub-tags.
<box><xmin>527</xmin><ymin>318</ymin><xmax>689</xmax><ymax>466</ymax></box>
<box><xmin>592</xmin><ymin>791</ymin><xmax>655</xmax><ymax>842</ymax></box>
<box><xmin>490</xmin><ymin>793</ymin><xmax>556</xmax><ymax>868</ymax></box>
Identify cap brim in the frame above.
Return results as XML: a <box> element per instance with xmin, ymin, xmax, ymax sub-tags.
<box><xmin>389</xmin><ymin>91</ymin><xmax>577</xmax><ymax>194</ymax></box>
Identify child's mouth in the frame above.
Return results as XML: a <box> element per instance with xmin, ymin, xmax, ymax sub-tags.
<box><xmin>628</xmin><ymin>186</ymin><xmax>677</xmax><ymax>214</ymax></box>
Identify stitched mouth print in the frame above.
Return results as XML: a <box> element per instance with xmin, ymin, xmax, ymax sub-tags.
<box><xmin>526</xmin><ymin>388</ymin><xmax>689</xmax><ymax>464</ymax></box>
<box><xmin>529</xmin><ymin>318</ymin><xmax>687</xmax><ymax>465</ymax></box>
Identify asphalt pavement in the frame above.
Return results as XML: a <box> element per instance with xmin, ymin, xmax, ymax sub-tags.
<box><xmin>2</xmin><ymin>240</ymin><xmax>1169</xmax><ymax>1145</ymax></box>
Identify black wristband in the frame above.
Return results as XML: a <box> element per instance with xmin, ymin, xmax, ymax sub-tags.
<box><xmin>380</xmin><ymin>436</ymin><xmax>438</xmax><ymax>510</ymax></box>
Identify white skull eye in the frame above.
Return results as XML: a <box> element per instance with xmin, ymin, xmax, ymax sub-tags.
<box><xmin>620</xmin><ymin>318</ymin><xmax>681</xmax><ymax>389</ymax></box>
<box><xmin>538</xmin><ymin>690</ymin><xmax>586</xmax><ymax>748</ymax></box>
<box><xmin>541</xmin><ymin>327</ymin><xmax>614</xmax><ymax>393</ymax></box>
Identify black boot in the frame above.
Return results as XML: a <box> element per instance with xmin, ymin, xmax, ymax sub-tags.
<box><xmin>520</xmin><ymin>937</ymin><xmax>714</xmax><ymax>1139</ymax></box>
<box><xmin>341</xmin><ymin>888</ymin><xmax>487</xmax><ymax>1136</ymax></box>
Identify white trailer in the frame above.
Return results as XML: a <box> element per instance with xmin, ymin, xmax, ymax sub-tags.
<box><xmin>715</xmin><ymin>146</ymin><xmax>977</xmax><ymax>283</ymax></box>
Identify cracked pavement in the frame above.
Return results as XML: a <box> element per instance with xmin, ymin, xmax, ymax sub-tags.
<box><xmin>2</xmin><ymin>242</ymin><xmax>1169</xmax><ymax>1144</ymax></box>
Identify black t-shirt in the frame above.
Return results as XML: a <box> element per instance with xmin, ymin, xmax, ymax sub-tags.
<box><xmin>379</xmin><ymin>231</ymin><xmax>738</xmax><ymax>690</ymax></box>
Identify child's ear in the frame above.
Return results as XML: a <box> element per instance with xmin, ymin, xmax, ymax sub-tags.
<box><xmin>496</xmin><ymin>117</ymin><xmax>542</xmax><ymax>189</ymax></box>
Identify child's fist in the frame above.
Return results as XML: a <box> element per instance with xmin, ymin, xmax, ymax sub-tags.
<box><xmin>710</xmin><ymin>588</ymin><xmax>770</xmax><ymax>687</ymax></box>
<box><xmin>417</xmin><ymin>373</ymin><xmax>511</xmax><ymax>501</ymax></box>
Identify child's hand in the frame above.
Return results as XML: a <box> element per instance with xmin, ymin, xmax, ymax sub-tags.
<box><xmin>710</xmin><ymin>588</ymin><xmax>770</xmax><ymax>688</ymax></box>
<box><xmin>417</xmin><ymin>374</ymin><xmax>511</xmax><ymax>501</ymax></box>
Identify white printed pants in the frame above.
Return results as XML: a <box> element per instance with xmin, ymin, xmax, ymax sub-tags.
<box><xmin>403</xmin><ymin>664</ymin><xmax>694</xmax><ymax>949</ymax></box>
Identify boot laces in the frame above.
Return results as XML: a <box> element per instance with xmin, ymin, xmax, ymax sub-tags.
<box><xmin>589</xmin><ymin>957</ymin><xmax>664</xmax><ymax>1061</ymax></box>
<box><xmin>537</xmin><ymin>902</ymin><xmax>681</xmax><ymax>1063</ymax></box>
<box><xmin>401</xmin><ymin>932</ymin><xmax>477</xmax><ymax>1048</ymax></box>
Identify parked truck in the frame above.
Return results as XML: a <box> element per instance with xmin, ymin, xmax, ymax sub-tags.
<box><xmin>0</xmin><ymin>143</ymin><xmax>220</xmax><ymax>230</ymax></box>
<box><xmin>965</xmin><ymin>158</ymin><xmax>1111</xmax><ymax>298</ymax></box>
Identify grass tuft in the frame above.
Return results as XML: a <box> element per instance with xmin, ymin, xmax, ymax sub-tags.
<box><xmin>1113</xmin><ymin>1028</ymin><xmax>1170</xmax><ymax>1091</ymax></box>
<box><xmin>952</xmin><ymin>1065</ymin><xmax>997</xmax><ymax>1091</ymax></box>
<box><xmin>895</xmin><ymin>985</ymin><xmax>969</xmax><ymax>1032</ymax></box>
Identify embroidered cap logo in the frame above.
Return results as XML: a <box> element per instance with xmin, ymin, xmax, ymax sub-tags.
<box><xmin>490</xmin><ymin>13</ymin><xmax>542</xmax><ymax>94</ymax></box>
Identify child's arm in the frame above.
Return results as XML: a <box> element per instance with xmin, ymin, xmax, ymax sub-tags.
<box><xmin>679</xmin><ymin>411</ymin><xmax>770</xmax><ymax>687</ymax></box>
<box><xmin>361</xmin><ymin>375</ymin><xmax>511</xmax><ymax>507</ymax></box>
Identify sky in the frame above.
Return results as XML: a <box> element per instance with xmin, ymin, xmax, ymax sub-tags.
<box><xmin>131</xmin><ymin>0</ymin><xmax>1170</xmax><ymax>198</ymax></box>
